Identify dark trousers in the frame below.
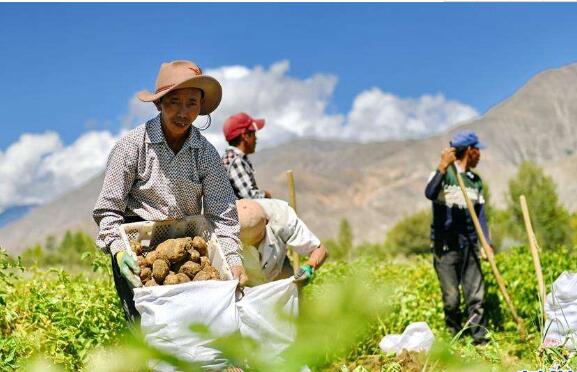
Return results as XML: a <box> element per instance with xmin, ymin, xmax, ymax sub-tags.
<box><xmin>111</xmin><ymin>254</ymin><xmax>141</xmax><ymax>323</ymax></box>
<box><xmin>433</xmin><ymin>245</ymin><xmax>487</xmax><ymax>341</ymax></box>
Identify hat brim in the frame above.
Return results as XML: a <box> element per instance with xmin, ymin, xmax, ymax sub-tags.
<box><xmin>136</xmin><ymin>75</ymin><xmax>222</xmax><ymax>115</ymax></box>
<box><xmin>251</xmin><ymin>118</ymin><xmax>265</xmax><ymax>131</ymax></box>
<box><xmin>474</xmin><ymin>141</ymin><xmax>486</xmax><ymax>149</ymax></box>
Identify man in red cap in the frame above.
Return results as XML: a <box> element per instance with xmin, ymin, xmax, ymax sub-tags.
<box><xmin>222</xmin><ymin>112</ymin><xmax>271</xmax><ymax>199</ymax></box>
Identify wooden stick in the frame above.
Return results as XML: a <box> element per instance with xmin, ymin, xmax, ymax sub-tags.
<box><xmin>453</xmin><ymin>165</ymin><xmax>526</xmax><ymax>338</ymax></box>
<box><xmin>286</xmin><ymin>170</ymin><xmax>300</xmax><ymax>274</ymax></box>
<box><xmin>520</xmin><ymin>195</ymin><xmax>546</xmax><ymax>319</ymax></box>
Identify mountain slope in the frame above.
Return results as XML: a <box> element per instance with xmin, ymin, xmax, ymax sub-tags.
<box><xmin>2</xmin><ymin>63</ymin><xmax>577</xmax><ymax>255</ymax></box>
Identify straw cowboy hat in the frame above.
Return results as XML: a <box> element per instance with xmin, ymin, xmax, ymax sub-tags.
<box><xmin>137</xmin><ymin>60</ymin><xmax>222</xmax><ymax>115</ymax></box>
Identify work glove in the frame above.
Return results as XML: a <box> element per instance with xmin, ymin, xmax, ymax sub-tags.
<box><xmin>116</xmin><ymin>250</ymin><xmax>142</xmax><ymax>288</ymax></box>
<box><xmin>293</xmin><ymin>264</ymin><xmax>314</xmax><ymax>282</ymax></box>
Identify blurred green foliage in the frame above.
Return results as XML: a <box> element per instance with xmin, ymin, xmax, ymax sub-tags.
<box><xmin>21</xmin><ymin>231</ymin><xmax>99</xmax><ymax>270</ymax></box>
<box><xmin>507</xmin><ymin>161</ymin><xmax>572</xmax><ymax>250</ymax></box>
<box><xmin>4</xmin><ymin>239</ymin><xmax>577</xmax><ymax>371</ymax></box>
<box><xmin>324</xmin><ymin>218</ymin><xmax>354</xmax><ymax>260</ymax></box>
<box><xmin>0</xmin><ymin>247</ymin><xmax>124</xmax><ymax>371</ymax></box>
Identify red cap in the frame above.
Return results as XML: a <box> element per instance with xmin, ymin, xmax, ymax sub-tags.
<box><xmin>223</xmin><ymin>112</ymin><xmax>265</xmax><ymax>142</ymax></box>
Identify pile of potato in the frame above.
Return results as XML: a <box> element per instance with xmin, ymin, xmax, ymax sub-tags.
<box><xmin>130</xmin><ymin>236</ymin><xmax>221</xmax><ymax>287</ymax></box>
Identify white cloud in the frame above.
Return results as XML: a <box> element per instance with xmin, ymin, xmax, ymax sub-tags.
<box><xmin>205</xmin><ymin>61</ymin><xmax>344</xmax><ymax>147</ymax></box>
<box><xmin>119</xmin><ymin>61</ymin><xmax>477</xmax><ymax>151</ymax></box>
<box><xmin>343</xmin><ymin>89</ymin><xmax>479</xmax><ymax>142</ymax></box>
<box><xmin>0</xmin><ymin>131</ymin><xmax>117</xmax><ymax>213</ymax></box>
<box><xmin>0</xmin><ymin>60</ymin><xmax>477</xmax><ymax>213</ymax></box>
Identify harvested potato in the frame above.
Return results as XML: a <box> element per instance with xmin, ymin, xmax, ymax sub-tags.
<box><xmin>152</xmin><ymin>259</ymin><xmax>170</xmax><ymax>283</ymax></box>
<box><xmin>145</xmin><ymin>251</ymin><xmax>159</xmax><ymax>267</ymax></box>
<box><xmin>140</xmin><ymin>267</ymin><xmax>152</xmax><ymax>282</ymax></box>
<box><xmin>192</xmin><ymin>236</ymin><xmax>208</xmax><ymax>256</ymax></box>
<box><xmin>130</xmin><ymin>240</ymin><xmax>143</xmax><ymax>256</ymax></box>
<box><xmin>179</xmin><ymin>261</ymin><xmax>202</xmax><ymax>279</ymax></box>
<box><xmin>205</xmin><ymin>266</ymin><xmax>220</xmax><ymax>280</ymax></box>
<box><xmin>187</xmin><ymin>249</ymin><xmax>201</xmax><ymax>263</ymax></box>
<box><xmin>137</xmin><ymin>255</ymin><xmax>147</xmax><ymax>268</ymax></box>
<box><xmin>176</xmin><ymin>273</ymin><xmax>191</xmax><ymax>283</ymax></box>
<box><xmin>164</xmin><ymin>274</ymin><xmax>180</xmax><ymax>285</ymax></box>
<box><xmin>144</xmin><ymin>278</ymin><xmax>157</xmax><ymax>287</ymax></box>
<box><xmin>200</xmin><ymin>256</ymin><xmax>210</xmax><ymax>269</ymax></box>
<box><xmin>156</xmin><ymin>238</ymin><xmax>191</xmax><ymax>264</ymax></box>
<box><xmin>193</xmin><ymin>270</ymin><xmax>211</xmax><ymax>281</ymax></box>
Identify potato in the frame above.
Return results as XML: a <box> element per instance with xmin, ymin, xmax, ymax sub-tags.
<box><xmin>187</xmin><ymin>249</ymin><xmax>201</xmax><ymax>263</ymax></box>
<box><xmin>156</xmin><ymin>238</ymin><xmax>191</xmax><ymax>264</ymax></box>
<box><xmin>163</xmin><ymin>274</ymin><xmax>180</xmax><ymax>285</ymax></box>
<box><xmin>145</xmin><ymin>251</ymin><xmax>159</xmax><ymax>267</ymax></box>
<box><xmin>205</xmin><ymin>266</ymin><xmax>220</xmax><ymax>280</ymax></box>
<box><xmin>137</xmin><ymin>255</ymin><xmax>147</xmax><ymax>268</ymax></box>
<box><xmin>179</xmin><ymin>261</ymin><xmax>202</xmax><ymax>279</ymax></box>
<box><xmin>176</xmin><ymin>273</ymin><xmax>191</xmax><ymax>283</ymax></box>
<box><xmin>200</xmin><ymin>256</ymin><xmax>210</xmax><ymax>269</ymax></box>
<box><xmin>140</xmin><ymin>267</ymin><xmax>152</xmax><ymax>282</ymax></box>
<box><xmin>152</xmin><ymin>259</ymin><xmax>170</xmax><ymax>283</ymax></box>
<box><xmin>144</xmin><ymin>278</ymin><xmax>157</xmax><ymax>287</ymax></box>
<box><xmin>192</xmin><ymin>236</ymin><xmax>208</xmax><ymax>256</ymax></box>
<box><xmin>193</xmin><ymin>270</ymin><xmax>211</xmax><ymax>281</ymax></box>
<box><xmin>130</xmin><ymin>240</ymin><xmax>143</xmax><ymax>256</ymax></box>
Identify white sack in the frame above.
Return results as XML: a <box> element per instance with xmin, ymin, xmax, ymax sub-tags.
<box><xmin>134</xmin><ymin>278</ymin><xmax>298</xmax><ymax>370</ymax></box>
<box><xmin>379</xmin><ymin>322</ymin><xmax>435</xmax><ymax>355</ymax></box>
<box><xmin>134</xmin><ymin>280</ymin><xmax>239</xmax><ymax>370</ymax></box>
<box><xmin>237</xmin><ymin>278</ymin><xmax>299</xmax><ymax>361</ymax></box>
<box><xmin>543</xmin><ymin>272</ymin><xmax>577</xmax><ymax>349</ymax></box>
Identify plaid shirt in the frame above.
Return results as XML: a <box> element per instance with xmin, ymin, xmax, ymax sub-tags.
<box><xmin>93</xmin><ymin>115</ymin><xmax>242</xmax><ymax>267</ymax></box>
<box><xmin>221</xmin><ymin>146</ymin><xmax>266</xmax><ymax>199</ymax></box>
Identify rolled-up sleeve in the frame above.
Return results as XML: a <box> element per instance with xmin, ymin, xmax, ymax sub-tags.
<box><xmin>200</xmin><ymin>143</ymin><xmax>242</xmax><ymax>267</ymax></box>
<box><xmin>279</xmin><ymin>203</ymin><xmax>321</xmax><ymax>256</ymax></box>
<box><xmin>93</xmin><ymin>140</ymin><xmax>138</xmax><ymax>256</ymax></box>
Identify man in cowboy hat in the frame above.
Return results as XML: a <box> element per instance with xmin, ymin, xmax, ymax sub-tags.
<box><xmin>424</xmin><ymin>130</ymin><xmax>491</xmax><ymax>345</ymax></box>
<box><xmin>236</xmin><ymin>198</ymin><xmax>328</xmax><ymax>285</ymax></box>
<box><xmin>222</xmin><ymin>112</ymin><xmax>271</xmax><ymax>200</ymax></box>
<box><xmin>94</xmin><ymin>60</ymin><xmax>247</xmax><ymax>321</ymax></box>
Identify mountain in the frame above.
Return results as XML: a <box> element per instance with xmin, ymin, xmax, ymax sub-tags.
<box><xmin>0</xmin><ymin>205</ymin><xmax>36</xmax><ymax>229</ymax></box>
<box><xmin>2</xmin><ymin>63</ymin><xmax>577</xmax><ymax>255</ymax></box>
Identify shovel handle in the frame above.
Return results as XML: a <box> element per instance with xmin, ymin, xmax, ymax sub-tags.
<box><xmin>453</xmin><ymin>165</ymin><xmax>526</xmax><ymax>339</ymax></box>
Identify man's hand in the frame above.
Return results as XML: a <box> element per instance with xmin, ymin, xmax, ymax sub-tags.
<box><xmin>293</xmin><ymin>264</ymin><xmax>314</xmax><ymax>282</ymax></box>
<box><xmin>115</xmin><ymin>251</ymin><xmax>142</xmax><ymax>288</ymax></box>
<box><xmin>481</xmin><ymin>245</ymin><xmax>495</xmax><ymax>261</ymax></box>
<box><xmin>264</xmin><ymin>190</ymin><xmax>272</xmax><ymax>198</ymax></box>
<box><xmin>438</xmin><ymin>147</ymin><xmax>456</xmax><ymax>174</ymax></box>
<box><xmin>231</xmin><ymin>265</ymin><xmax>248</xmax><ymax>286</ymax></box>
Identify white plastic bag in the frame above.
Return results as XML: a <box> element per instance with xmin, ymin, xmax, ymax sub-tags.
<box><xmin>543</xmin><ymin>272</ymin><xmax>577</xmax><ymax>349</ymax></box>
<box><xmin>379</xmin><ymin>322</ymin><xmax>435</xmax><ymax>355</ymax></box>
<box><xmin>134</xmin><ymin>279</ymin><xmax>239</xmax><ymax>370</ymax></box>
<box><xmin>237</xmin><ymin>277</ymin><xmax>299</xmax><ymax>362</ymax></box>
<box><xmin>134</xmin><ymin>278</ymin><xmax>299</xmax><ymax>370</ymax></box>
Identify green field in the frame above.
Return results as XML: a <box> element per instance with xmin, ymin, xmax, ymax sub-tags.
<box><xmin>2</xmin><ymin>239</ymin><xmax>577</xmax><ymax>371</ymax></box>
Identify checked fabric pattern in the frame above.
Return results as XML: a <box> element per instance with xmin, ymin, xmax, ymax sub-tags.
<box><xmin>93</xmin><ymin>115</ymin><xmax>242</xmax><ymax>267</ymax></box>
<box><xmin>221</xmin><ymin>146</ymin><xmax>266</xmax><ymax>200</ymax></box>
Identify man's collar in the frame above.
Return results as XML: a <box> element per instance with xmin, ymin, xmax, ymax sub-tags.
<box><xmin>145</xmin><ymin>114</ymin><xmax>203</xmax><ymax>149</ymax></box>
<box><xmin>454</xmin><ymin>160</ymin><xmax>465</xmax><ymax>173</ymax></box>
<box><xmin>454</xmin><ymin>160</ymin><xmax>475</xmax><ymax>179</ymax></box>
<box><xmin>227</xmin><ymin>145</ymin><xmax>245</xmax><ymax>156</ymax></box>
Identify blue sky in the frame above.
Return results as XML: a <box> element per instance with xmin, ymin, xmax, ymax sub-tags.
<box><xmin>2</xmin><ymin>3</ymin><xmax>577</xmax><ymax>148</ymax></box>
<box><xmin>1</xmin><ymin>3</ymin><xmax>577</xmax><ymax>213</ymax></box>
